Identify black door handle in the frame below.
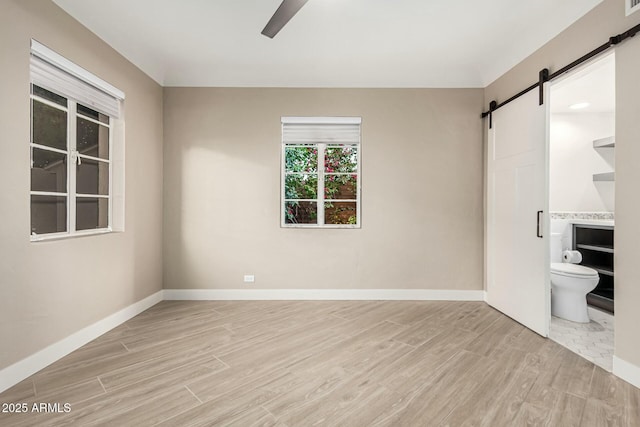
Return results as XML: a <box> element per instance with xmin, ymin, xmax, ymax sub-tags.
<box><xmin>537</xmin><ymin>210</ymin><xmax>543</xmax><ymax>238</ymax></box>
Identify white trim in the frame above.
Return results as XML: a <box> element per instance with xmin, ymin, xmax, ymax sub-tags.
<box><xmin>68</xmin><ymin>100</ymin><xmax>77</xmax><ymax>234</ymax></box>
<box><xmin>282</xmin><ymin>116</ymin><xmax>361</xmax><ymax>125</ymax></box>
<box><xmin>31</xmin><ymin>40</ymin><xmax>125</xmax><ymax>100</ymax></box>
<box><xmin>30</xmin><ymin>228</ymin><xmax>113</xmax><ymax>242</ymax></box>
<box><xmin>76</xmin><ymin>194</ymin><xmax>110</xmax><ymax>199</ymax></box>
<box><xmin>0</xmin><ymin>291</ymin><xmax>162</xmax><ymax>394</ymax></box>
<box><xmin>627</xmin><ymin>0</ymin><xmax>640</xmax><ymax>16</ymax></box>
<box><xmin>30</xmin><ymin>94</ymin><xmax>68</xmax><ymax>112</ymax></box>
<box><xmin>31</xmin><ymin>143</ymin><xmax>68</xmax><ymax>155</ymax></box>
<box><xmin>163</xmin><ymin>288</ymin><xmax>485</xmax><ymax>301</ymax></box>
<box><xmin>77</xmin><ymin>113</ymin><xmax>110</xmax><ymax>128</ymax></box>
<box><xmin>317</xmin><ymin>143</ymin><xmax>325</xmax><ymax>226</ymax></box>
<box><xmin>30</xmin><ymin>191</ymin><xmax>68</xmax><ymax>197</ymax></box>
<box><xmin>613</xmin><ymin>356</ymin><xmax>640</xmax><ymax>389</ymax></box>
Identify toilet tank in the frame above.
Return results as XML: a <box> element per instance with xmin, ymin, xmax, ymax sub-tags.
<box><xmin>550</xmin><ymin>233</ymin><xmax>563</xmax><ymax>262</ymax></box>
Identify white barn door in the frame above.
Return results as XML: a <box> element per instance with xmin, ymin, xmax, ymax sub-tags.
<box><xmin>486</xmin><ymin>88</ymin><xmax>550</xmax><ymax>337</ymax></box>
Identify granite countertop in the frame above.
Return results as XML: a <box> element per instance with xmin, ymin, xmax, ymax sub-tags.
<box><xmin>550</xmin><ymin>212</ymin><xmax>614</xmax><ymax>227</ymax></box>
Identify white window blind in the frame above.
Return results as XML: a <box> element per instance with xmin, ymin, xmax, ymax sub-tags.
<box><xmin>281</xmin><ymin>117</ymin><xmax>361</xmax><ymax>144</ymax></box>
<box><xmin>30</xmin><ymin>40</ymin><xmax>124</xmax><ymax>119</ymax></box>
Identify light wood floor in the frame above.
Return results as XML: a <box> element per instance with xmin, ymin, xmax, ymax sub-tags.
<box><xmin>1</xmin><ymin>300</ymin><xmax>638</xmax><ymax>426</ymax></box>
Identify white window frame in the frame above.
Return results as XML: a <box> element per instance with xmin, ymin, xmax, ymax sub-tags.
<box><xmin>29</xmin><ymin>40</ymin><xmax>124</xmax><ymax>242</ymax></box>
<box><xmin>281</xmin><ymin>117</ymin><xmax>362</xmax><ymax>229</ymax></box>
<box><xmin>627</xmin><ymin>0</ymin><xmax>640</xmax><ymax>16</ymax></box>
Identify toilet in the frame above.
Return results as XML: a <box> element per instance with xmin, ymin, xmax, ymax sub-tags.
<box><xmin>550</xmin><ymin>233</ymin><xmax>599</xmax><ymax>323</ymax></box>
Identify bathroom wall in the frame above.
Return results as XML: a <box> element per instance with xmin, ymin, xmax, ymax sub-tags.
<box><xmin>550</xmin><ymin>112</ymin><xmax>615</xmax><ymax>213</ymax></box>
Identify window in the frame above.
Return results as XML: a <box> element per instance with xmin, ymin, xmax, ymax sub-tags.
<box><xmin>281</xmin><ymin>117</ymin><xmax>361</xmax><ymax>228</ymax></box>
<box><xmin>29</xmin><ymin>40</ymin><xmax>125</xmax><ymax>240</ymax></box>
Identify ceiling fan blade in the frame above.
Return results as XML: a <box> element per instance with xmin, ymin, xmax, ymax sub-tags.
<box><xmin>261</xmin><ymin>0</ymin><xmax>309</xmax><ymax>38</ymax></box>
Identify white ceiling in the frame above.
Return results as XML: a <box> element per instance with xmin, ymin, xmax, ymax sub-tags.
<box><xmin>551</xmin><ymin>52</ymin><xmax>615</xmax><ymax>114</ymax></box>
<box><xmin>52</xmin><ymin>0</ymin><xmax>603</xmax><ymax>88</ymax></box>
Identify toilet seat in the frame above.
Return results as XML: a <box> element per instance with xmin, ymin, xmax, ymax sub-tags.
<box><xmin>550</xmin><ymin>262</ymin><xmax>598</xmax><ymax>279</ymax></box>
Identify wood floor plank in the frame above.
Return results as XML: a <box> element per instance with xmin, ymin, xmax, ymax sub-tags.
<box><xmin>440</xmin><ymin>348</ymin><xmax>534</xmax><ymax>426</ymax></box>
<box><xmin>0</xmin><ymin>379</ymin><xmax>34</xmax><ymax>402</ymax></box>
<box><xmin>545</xmin><ymin>393</ymin><xmax>586</xmax><ymax>427</ymax></box>
<box><xmin>550</xmin><ymin>350</ymin><xmax>595</xmax><ymax>398</ymax></box>
<box><xmin>159</xmin><ymin>372</ymin><xmax>296</xmax><ymax>426</ymax></box>
<box><xmin>278</xmin><ymin>371</ymin><xmax>384</xmax><ymax>427</ymax></box>
<box><xmin>88</xmin><ymin>385</ymin><xmax>200</xmax><ymax>427</ymax></box>
<box><xmin>504</xmin><ymin>326</ymin><xmax>549</xmax><ymax>354</ymax></box>
<box><xmin>390</xmin><ymin>318</ymin><xmax>442</xmax><ymax>347</ymax></box>
<box><xmin>35</xmin><ymin>377</ymin><xmax>105</xmax><ymax>407</ymax></box>
<box><xmin>464</xmin><ymin>314</ymin><xmax>523</xmax><ymax>357</ymax></box>
<box><xmin>339</xmin><ymin>339</ymin><xmax>414</xmax><ymax>376</ymax></box>
<box><xmin>589</xmin><ymin>366</ymin><xmax>627</xmax><ymax>406</ymax></box>
<box><xmin>581</xmin><ymin>398</ymin><xmax>626</xmax><ymax>426</ymax></box>
<box><xmin>223</xmin><ymin>406</ymin><xmax>282</xmax><ymax>427</ymax></box>
<box><xmin>1</xmin><ymin>300</ymin><xmax>637</xmax><ymax>427</ymax></box>
<box><xmin>99</xmin><ymin>349</ymin><xmax>228</xmax><ymax>391</ymax></box>
<box><xmin>374</xmin><ymin>350</ymin><xmax>494</xmax><ymax>426</ymax></box>
<box><xmin>454</xmin><ymin>303</ymin><xmax>503</xmax><ymax>334</ymax></box>
<box><xmin>32</xmin><ymin>326</ymin><xmax>230</xmax><ymax>395</ymax></box>
<box><xmin>384</xmin><ymin>301</ymin><xmax>444</xmax><ymax>326</ymax></box>
<box><xmin>525</xmin><ymin>343</ymin><xmax>568</xmax><ymax>408</ymax></box>
<box><xmin>479</xmin><ymin>370</ymin><xmax>538</xmax><ymax>427</ymax></box>
<box><xmin>624</xmin><ymin>379</ymin><xmax>640</xmax><ymax>426</ymax></box>
<box><xmin>511</xmin><ymin>402</ymin><xmax>550</xmax><ymax>426</ymax></box>
<box><xmin>262</xmin><ymin>368</ymin><xmax>346</xmax><ymax>416</ymax></box>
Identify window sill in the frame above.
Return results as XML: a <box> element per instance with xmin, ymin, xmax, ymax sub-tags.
<box><xmin>281</xmin><ymin>224</ymin><xmax>361</xmax><ymax>229</ymax></box>
<box><xmin>30</xmin><ymin>228</ymin><xmax>114</xmax><ymax>242</ymax></box>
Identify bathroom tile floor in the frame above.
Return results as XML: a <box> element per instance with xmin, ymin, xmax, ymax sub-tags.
<box><xmin>549</xmin><ymin>306</ymin><xmax>614</xmax><ymax>371</ymax></box>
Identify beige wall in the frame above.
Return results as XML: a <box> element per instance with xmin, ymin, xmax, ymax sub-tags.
<box><xmin>163</xmin><ymin>88</ymin><xmax>484</xmax><ymax>291</ymax></box>
<box><xmin>614</xmin><ymin>36</ymin><xmax>640</xmax><ymax>369</ymax></box>
<box><xmin>485</xmin><ymin>0</ymin><xmax>640</xmax><ymax>368</ymax></box>
<box><xmin>0</xmin><ymin>0</ymin><xmax>163</xmax><ymax>370</ymax></box>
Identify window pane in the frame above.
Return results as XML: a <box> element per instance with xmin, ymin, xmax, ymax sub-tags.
<box><xmin>77</xmin><ymin>117</ymin><xmax>109</xmax><ymax>159</ymax></box>
<box><xmin>77</xmin><ymin>104</ymin><xmax>109</xmax><ymax>124</ymax></box>
<box><xmin>31</xmin><ymin>195</ymin><xmax>67</xmax><ymax>234</ymax></box>
<box><xmin>285</xmin><ymin>174</ymin><xmax>317</xmax><ymax>199</ymax></box>
<box><xmin>325</xmin><ymin>146</ymin><xmax>358</xmax><ymax>173</ymax></box>
<box><xmin>31</xmin><ymin>148</ymin><xmax>67</xmax><ymax>193</ymax></box>
<box><xmin>284</xmin><ymin>201</ymin><xmax>317</xmax><ymax>225</ymax></box>
<box><xmin>325</xmin><ymin>202</ymin><xmax>357</xmax><ymax>225</ymax></box>
<box><xmin>76</xmin><ymin>197</ymin><xmax>109</xmax><ymax>230</ymax></box>
<box><xmin>285</xmin><ymin>146</ymin><xmax>317</xmax><ymax>172</ymax></box>
<box><xmin>31</xmin><ymin>85</ymin><xmax>67</xmax><ymax>107</ymax></box>
<box><xmin>77</xmin><ymin>158</ymin><xmax>109</xmax><ymax>195</ymax></box>
<box><xmin>32</xmin><ymin>100</ymin><xmax>67</xmax><ymax>150</ymax></box>
<box><xmin>324</xmin><ymin>174</ymin><xmax>357</xmax><ymax>200</ymax></box>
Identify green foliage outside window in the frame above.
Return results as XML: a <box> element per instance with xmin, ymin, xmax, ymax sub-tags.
<box><xmin>284</xmin><ymin>145</ymin><xmax>358</xmax><ymax>225</ymax></box>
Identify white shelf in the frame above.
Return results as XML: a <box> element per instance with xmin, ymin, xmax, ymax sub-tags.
<box><xmin>593</xmin><ymin>172</ymin><xmax>615</xmax><ymax>181</ymax></box>
<box><xmin>576</xmin><ymin>243</ymin><xmax>614</xmax><ymax>254</ymax></box>
<box><xmin>593</xmin><ymin>136</ymin><xmax>615</xmax><ymax>148</ymax></box>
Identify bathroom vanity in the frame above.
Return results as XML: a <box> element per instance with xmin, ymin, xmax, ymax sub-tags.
<box><xmin>572</xmin><ymin>224</ymin><xmax>614</xmax><ymax>314</ymax></box>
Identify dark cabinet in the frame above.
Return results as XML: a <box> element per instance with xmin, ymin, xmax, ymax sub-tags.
<box><xmin>572</xmin><ymin>224</ymin><xmax>614</xmax><ymax>313</ymax></box>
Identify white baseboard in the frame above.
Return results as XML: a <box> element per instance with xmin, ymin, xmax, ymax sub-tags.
<box><xmin>0</xmin><ymin>290</ymin><xmax>163</xmax><ymax>394</ymax></box>
<box><xmin>613</xmin><ymin>356</ymin><xmax>640</xmax><ymax>389</ymax></box>
<box><xmin>163</xmin><ymin>288</ymin><xmax>485</xmax><ymax>301</ymax></box>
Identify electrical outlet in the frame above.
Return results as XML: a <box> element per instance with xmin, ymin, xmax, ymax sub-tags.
<box><xmin>243</xmin><ymin>275</ymin><xmax>255</xmax><ymax>283</ymax></box>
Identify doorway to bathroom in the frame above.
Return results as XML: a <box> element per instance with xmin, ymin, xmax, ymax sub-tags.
<box><xmin>548</xmin><ymin>52</ymin><xmax>615</xmax><ymax>371</ymax></box>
